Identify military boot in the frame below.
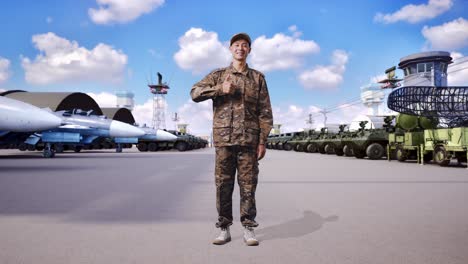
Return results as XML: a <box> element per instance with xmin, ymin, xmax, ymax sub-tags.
<box><xmin>243</xmin><ymin>226</ymin><xmax>259</xmax><ymax>246</ymax></box>
<box><xmin>212</xmin><ymin>227</ymin><xmax>231</xmax><ymax>245</ymax></box>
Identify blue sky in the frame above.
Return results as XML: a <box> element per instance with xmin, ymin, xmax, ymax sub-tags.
<box><xmin>0</xmin><ymin>0</ymin><xmax>467</xmax><ymax>134</ymax></box>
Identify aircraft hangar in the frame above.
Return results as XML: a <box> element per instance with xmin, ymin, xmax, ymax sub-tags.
<box><xmin>0</xmin><ymin>90</ymin><xmax>103</xmax><ymax>115</ymax></box>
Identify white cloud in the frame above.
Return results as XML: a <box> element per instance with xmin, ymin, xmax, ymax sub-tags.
<box><xmin>131</xmin><ymin>98</ymin><xmax>212</xmax><ymax>135</ymax></box>
<box><xmin>374</xmin><ymin>0</ymin><xmax>453</xmax><ymax>24</ymax></box>
<box><xmin>250</xmin><ymin>32</ymin><xmax>319</xmax><ymax>72</ymax></box>
<box><xmin>87</xmin><ymin>92</ymin><xmax>117</xmax><ymax>107</ymax></box>
<box><xmin>422</xmin><ymin>18</ymin><xmax>468</xmax><ymax>50</ymax></box>
<box><xmin>132</xmin><ymin>99</ymin><xmax>154</xmax><ymax>127</ymax></box>
<box><xmin>21</xmin><ymin>32</ymin><xmax>128</xmax><ymax>85</ymax></box>
<box><xmin>298</xmin><ymin>50</ymin><xmax>349</xmax><ymax>90</ymax></box>
<box><xmin>174</xmin><ymin>28</ymin><xmax>231</xmax><ymax>75</ymax></box>
<box><xmin>448</xmin><ymin>52</ymin><xmax>468</xmax><ymax>85</ymax></box>
<box><xmin>0</xmin><ymin>57</ymin><xmax>11</xmax><ymax>83</ymax></box>
<box><xmin>89</xmin><ymin>0</ymin><xmax>164</xmax><ymax>25</ymax></box>
<box><xmin>288</xmin><ymin>25</ymin><xmax>303</xmax><ymax>38</ymax></box>
<box><xmin>174</xmin><ymin>99</ymin><xmax>213</xmax><ymax>135</ymax></box>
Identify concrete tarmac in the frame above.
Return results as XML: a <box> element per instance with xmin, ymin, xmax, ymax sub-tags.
<box><xmin>0</xmin><ymin>148</ymin><xmax>467</xmax><ymax>264</ymax></box>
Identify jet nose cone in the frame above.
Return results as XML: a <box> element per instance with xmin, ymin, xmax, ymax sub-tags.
<box><xmin>109</xmin><ymin>121</ymin><xmax>145</xmax><ymax>137</ymax></box>
<box><xmin>156</xmin><ymin>130</ymin><xmax>178</xmax><ymax>141</ymax></box>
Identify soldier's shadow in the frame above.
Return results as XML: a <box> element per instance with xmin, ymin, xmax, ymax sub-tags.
<box><xmin>255</xmin><ymin>210</ymin><xmax>338</xmax><ymax>242</ymax></box>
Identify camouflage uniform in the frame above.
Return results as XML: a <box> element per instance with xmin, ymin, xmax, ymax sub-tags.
<box><xmin>191</xmin><ymin>64</ymin><xmax>273</xmax><ymax>228</ymax></box>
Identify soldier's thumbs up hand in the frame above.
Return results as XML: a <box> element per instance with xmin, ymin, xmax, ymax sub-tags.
<box><xmin>222</xmin><ymin>74</ymin><xmax>235</xmax><ymax>95</ymax></box>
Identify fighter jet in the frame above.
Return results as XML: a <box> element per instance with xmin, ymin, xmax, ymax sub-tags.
<box><xmin>26</xmin><ymin>109</ymin><xmax>145</xmax><ymax>157</ymax></box>
<box><xmin>0</xmin><ymin>96</ymin><xmax>61</xmax><ymax>132</ymax></box>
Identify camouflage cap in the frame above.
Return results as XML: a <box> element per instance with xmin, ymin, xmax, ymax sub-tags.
<box><xmin>230</xmin><ymin>33</ymin><xmax>251</xmax><ymax>46</ymax></box>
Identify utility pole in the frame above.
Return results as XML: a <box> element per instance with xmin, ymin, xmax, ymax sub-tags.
<box><xmin>320</xmin><ymin>109</ymin><xmax>330</xmax><ymax>128</ymax></box>
<box><xmin>305</xmin><ymin>113</ymin><xmax>314</xmax><ymax>129</ymax></box>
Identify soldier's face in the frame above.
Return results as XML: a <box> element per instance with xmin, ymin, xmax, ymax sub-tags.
<box><xmin>230</xmin><ymin>39</ymin><xmax>250</xmax><ymax>61</ymax></box>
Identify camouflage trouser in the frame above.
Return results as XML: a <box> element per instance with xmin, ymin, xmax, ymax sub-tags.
<box><xmin>215</xmin><ymin>145</ymin><xmax>259</xmax><ymax>228</ymax></box>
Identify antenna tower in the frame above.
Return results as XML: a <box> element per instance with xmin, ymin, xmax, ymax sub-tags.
<box><xmin>148</xmin><ymin>72</ymin><xmax>170</xmax><ymax>129</ymax></box>
<box><xmin>305</xmin><ymin>113</ymin><xmax>314</xmax><ymax>129</ymax></box>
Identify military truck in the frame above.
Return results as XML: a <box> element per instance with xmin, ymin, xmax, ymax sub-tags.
<box><xmin>422</xmin><ymin>127</ymin><xmax>468</xmax><ymax>166</ymax></box>
<box><xmin>321</xmin><ymin>124</ymin><xmax>351</xmax><ymax>156</ymax></box>
<box><xmin>277</xmin><ymin>131</ymin><xmax>303</xmax><ymax>151</ymax></box>
<box><xmin>307</xmin><ymin>128</ymin><xmax>332</xmax><ymax>153</ymax></box>
<box><xmin>288</xmin><ymin>130</ymin><xmax>309</xmax><ymax>151</ymax></box>
<box><xmin>341</xmin><ymin>120</ymin><xmax>389</xmax><ymax>160</ymax></box>
<box><xmin>388</xmin><ymin>114</ymin><xmax>435</xmax><ymax>163</ymax></box>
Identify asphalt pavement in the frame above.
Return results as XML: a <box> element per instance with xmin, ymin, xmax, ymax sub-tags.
<box><xmin>0</xmin><ymin>147</ymin><xmax>467</xmax><ymax>264</ymax></box>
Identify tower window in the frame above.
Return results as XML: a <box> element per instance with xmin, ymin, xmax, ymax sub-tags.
<box><xmin>417</xmin><ymin>63</ymin><xmax>433</xmax><ymax>73</ymax></box>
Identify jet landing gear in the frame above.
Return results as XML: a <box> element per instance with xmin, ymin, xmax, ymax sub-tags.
<box><xmin>43</xmin><ymin>143</ymin><xmax>55</xmax><ymax>158</ymax></box>
<box><xmin>116</xmin><ymin>143</ymin><xmax>123</xmax><ymax>153</ymax></box>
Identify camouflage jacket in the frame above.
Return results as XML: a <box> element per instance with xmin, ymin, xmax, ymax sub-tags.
<box><xmin>191</xmin><ymin>64</ymin><xmax>273</xmax><ymax>147</ymax></box>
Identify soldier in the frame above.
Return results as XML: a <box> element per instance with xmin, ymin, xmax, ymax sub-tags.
<box><xmin>191</xmin><ymin>32</ymin><xmax>273</xmax><ymax>246</ymax></box>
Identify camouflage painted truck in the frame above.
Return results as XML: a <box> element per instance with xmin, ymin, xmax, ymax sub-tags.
<box><xmin>277</xmin><ymin>131</ymin><xmax>303</xmax><ymax>151</ymax></box>
<box><xmin>303</xmin><ymin>128</ymin><xmax>328</xmax><ymax>153</ymax></box>
<box><xmin>310</xmin><ymin>127</ymin><xmax>338</xmax><ymax>154</ymax></box>
<box><xmin>321</xmin><ymin>124</ymin><xmax>352</xmax><ymax>156</ymax></box>
<box><xmin>341</xmin><ymin>120</ymin><xmax>390</xmax><ymax>160</ymax></box>
<box><xmin>289</xmin><ymin>130</ymin><xmax>316</xmax><ymax>152</ymax></box>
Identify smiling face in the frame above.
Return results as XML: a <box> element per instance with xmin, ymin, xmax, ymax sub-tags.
<box><xmin>229</xmin><ymin>39</ymin><xmax>251</xmax><ymax>62</ymax></box>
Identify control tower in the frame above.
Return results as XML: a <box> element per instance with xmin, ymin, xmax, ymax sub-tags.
<box><xmin>360</xmin><ymin>83</ymin><xmax>385</xmax><ymax>116</ymax></box>
<box><xmin>398</xmin><ymin>51</ymin><xmax>452</xmax><ymax>87</ymax></box>
<box><xmin>148</xmin><ymin>72</ymin><xmax>170</xmax><ymax>129</ymax></box>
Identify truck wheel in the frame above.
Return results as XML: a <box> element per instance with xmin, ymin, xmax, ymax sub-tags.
<box><xmin>434</xmin><ymin>146</ymin><xmax>450</xmax><ymax>166</ymax></box>
<box><xmin>306</xmin><ymin>143</ymin><xmax>317</xmax><ymax>153</ymax></box>
<box><xmin>366</xmin><ymin>143</ymin><xmax>385</xmax><ymax>160</ymax></box>
<box><xmin>354</xmin><ymin>149</ymin><xmax>366</xmax><ymax>159</ymax></box>
<box><xmin>283</xmin><ymin>143</ymin><xmax>292</xmax><ymax>151</ymax></box>
<box><xmin>343</xmin><ymin>145</ymin><xmax>354</xmax><ymax>157</ymax></box>
<box><xmin>318</xmin><ymin>146</ymin><xmax>326</xmax><ymax>154</ymax></box>
<box><xmin>335</xmin><ymin>147</ymin><xmax>344</xmax><ymax>156</ymax></box>
<box><xmin>295</xmin><ymin>144</ymin><xmax>303</xmax><ymax>152</ymax></box>
<box><xmin>324</xmin><ymin>144</ymin><xmax>334</xmax><ymax>154</ymax></box>
<box><xmin>18</xmin><ymin>143</ymin><xmax>27</xmax><ymax>151</ymax></box>
<box><xmin>148</xmin><ymin>143</ymin><xmax>158</xmax><ymax>152</ymax></box>
<box><xmin>137</xmin><ymin>143</ymin><xmax>148</xmax><ymax>152</ymax></box>
<box><xmin>27</xmin><ymin>144</ymin><xmax>36</xmax><ymax>151</ymax></box>
<box><xmin>176</xmin><ymin>142</ymin><xmax>188</xmax><ymax>152</ymax></box>
<box><xmin>396</xmin><ymin>147</ymin><xmax>407</xmax><ymax>162</ymax></box>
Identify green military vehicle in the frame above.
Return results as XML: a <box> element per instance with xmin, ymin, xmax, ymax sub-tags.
<box><xmin>388</xmin><ymin>114</ymin><xmax>468</xmax><ymax>166</ymax></box>
<box><xmin>388</xmin><ymin>114</ymin><xmax>436</xmax><ymax>163</ymax></box>
<box><xmin>277</xmin><ymin>131</ymin><xmax>303</xmax><ymax>151</ymax></box>
<box><xmin>310</xmin><ymin>127</ymin><xmax>338</xmax><ymax>154</ymax></box>
<box><xmin>169</xmin><ymin>131</ymin><xmax>207</xmax><ymax>151</ymax></box>
<box><xmin>274</xmin><ymin>132</ymin><xmax>294</xmax><ymax>150</ymax></box>
<box><xmin>321</xmin><ymin>124</ymin><xmax>352</xmax><ymax>156</ymax></box>
<box><xmin>298</xmin><ymin>128</ymin><xmax>329</xmax><ymax>153</ymax></box>
<box><xmin>341</xmin><ymin>119</ymin><xmax>390</xmax><ymax>160</ymax></box>
<box><xmin>266</xmin><ymin>134</ymin><xmax>279</xmax><ymax>149</ymax></box>
<box><xmin>288</xmin><ymin>130</ymin><xmax>309</xmax><ymax>152</ymax></box>
<box><xmin>423</xmin><ymin>127</ymin><xmax>468</xmax><ymax>166</ymax></box>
